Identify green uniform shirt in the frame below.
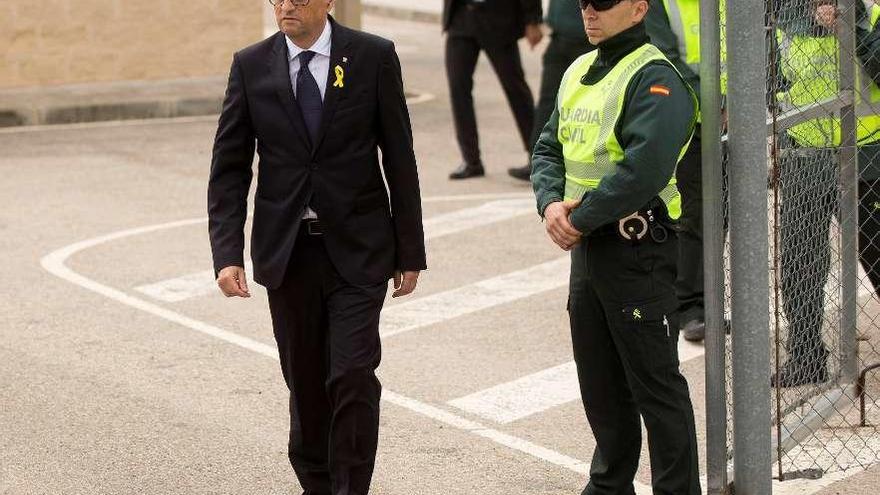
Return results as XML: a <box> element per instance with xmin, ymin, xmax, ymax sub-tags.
<box><xmin>532</xmin><ymin>23</ymin><xmax>696</xmax><ymax>236</ymax></box>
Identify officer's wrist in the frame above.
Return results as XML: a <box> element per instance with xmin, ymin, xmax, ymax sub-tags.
<box><xmin>539</xmin><ymin>196</ymin><xmax>563</xmax><ymax>218</ymax></box>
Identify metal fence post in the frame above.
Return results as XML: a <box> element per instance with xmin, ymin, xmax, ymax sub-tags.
<box><xmin>838</xmin><ymin>0</ymin><xmax>859</xmax><ymax>384</ymax></box>
<box><xmin>335</xmin><ymin>0</ymin><xmax>363</xmax><ymax>30</ymax></box>
<box><xmin>700</xmin><ymin>0</ymin><xmax>728</xmax><ymax>492</ymax></box>
<box><xmin>726</xmin><ymin>0</ymin><xmax>772</xmax><ymax>492</ymax></box>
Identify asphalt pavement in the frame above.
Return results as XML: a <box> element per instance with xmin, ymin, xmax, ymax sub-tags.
<box><xmin>1</xmin><ymin>13</ymin><xmax>878</xmax><ymax>495</ymax></box>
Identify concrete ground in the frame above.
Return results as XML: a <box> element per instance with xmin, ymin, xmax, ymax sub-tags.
<box><xmin>1</xmin><ymin>13</ymin><xmax>878</xmax><ymax>495</ymax></box>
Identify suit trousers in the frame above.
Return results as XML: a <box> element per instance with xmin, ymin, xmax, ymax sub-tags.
<box><xmin>267</xmin><ymin>228</ymin><xmax>388</xmax><ymax>495</ymax></box>
<box><xmin>568</xmin><ymin>231</ymin><xmax>701</xmax><ymax>495</ymax></box>
<box><xmin>445</xmin><ymin>18</ymin><xmax>534</xmax><ymax>166</ymax></box>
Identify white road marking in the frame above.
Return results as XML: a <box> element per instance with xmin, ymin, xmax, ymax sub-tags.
<box><xmin>136</xmin><ymin>262</ymin><xmax>254</xmax><ymax>303</ymax></box>
<box><xmin>39</xmin><ymin>215</ymin><xmax>871</xmax><ymax>495</ymax></box>
<box><xmin>135</xmin><ymin>198</ymin><xmax>536</xmax><ymax>303</ymax></box>
<box><xmin>448</xmin><ymin>339</ymin><xmax>707</xmax><ymax>424</ymax></box>
<box><xmin>450</xmin><ymin>362</ymin><xmax>579</xmax><ymax>424</ymax></box>
<box><xmin>40</xmin><ymin>217</ymin><xmax>645</xmax><ymax>491</ymax></box>
<box><xmin>421</xmin><ymin>192</ymin><xmax>533</xmax><ymax>203</ymax></box>
<box><xmin>380</xmin><ymin>257</ymin><xmax>569</xmax><ymax>338</ymax></box>
<box><xmin>772</xmin><ymin>467</ymin><xmax>860</xmax><ymax>494</ymax></box>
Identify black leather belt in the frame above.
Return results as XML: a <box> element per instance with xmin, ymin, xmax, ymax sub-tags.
<box><xmin>301</xmin><ymin>220</ymin><xmax>324</xmax><ymax>236</ymax></box>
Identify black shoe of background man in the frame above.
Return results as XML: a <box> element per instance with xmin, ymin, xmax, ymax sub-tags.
<box><xmin>449</xmin><ymin>161</ymin><xmax>485</xmax><ymax>180</ymax></box>
<box><xmin>507</xmin><ymin>164</ymin><xmax>531</xmax><ymax>182</ymax></box>
<box><xmin>682</xmin><ymin>319</ymin><xmax>705</xmax><ymax>342</ymax></box>
<box><xmin>681</xmin><ymin>318</ymin><xmax>732</xmax><ymax>342</ymax></box>
<box><xmin>771</xmin><ymin>356</ymin><xmax>829</xmax><ymax>388</ymax></box>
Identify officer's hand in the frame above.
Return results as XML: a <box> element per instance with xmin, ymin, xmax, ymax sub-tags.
<box><xmin>525</xmin><ymin>23</ymin><xmax>544</xmax><ymax>50</ymax></box>
<box><xmin>218</xmin><ymin>266</ymin><xmax>251</xmax><ymax>298</ymax></box>
<box><xmin>544</xmin><ymin>200</ymin><xmax>583</xmax><ymax>251</ymax></box>
<box><xmin>393</xmin><ymin>270</ymin><xmax>420</xmax><ymax>298</ymax></box>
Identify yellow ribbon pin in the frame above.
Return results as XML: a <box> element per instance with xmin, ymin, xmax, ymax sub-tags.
<box><xmin>333</xmin><ymin>65</ymin><xmax>344</xmax><ymax>88</ymax></box>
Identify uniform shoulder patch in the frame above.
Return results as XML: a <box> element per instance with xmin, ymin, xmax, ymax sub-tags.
<box><xmin>649</xmin><ymin>85</ymin><xmax>671</xmax><ymax>96</ymax></box>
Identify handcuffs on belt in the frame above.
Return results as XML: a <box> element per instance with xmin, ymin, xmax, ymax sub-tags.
<box><xmin>618</xmin><ymin>208</ymin><xmax>670</xmax><ymax>243</ymax></box>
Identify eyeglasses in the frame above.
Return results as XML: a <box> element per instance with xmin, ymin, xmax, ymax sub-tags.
<box><xmin>269</xmin><ymin>0</ymin><xmax>310</xmax><ymax>6</ymax></box>
<box><xmin>578</xmin><ymin>0</ymin><xmax>625</xmax><ymax>11</ymax></box>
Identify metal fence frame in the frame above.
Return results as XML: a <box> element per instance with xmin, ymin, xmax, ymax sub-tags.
<box><xmin>704</xmin><ymin>1</ymin><xmax>872</xmax><ymax>492</ymax></box>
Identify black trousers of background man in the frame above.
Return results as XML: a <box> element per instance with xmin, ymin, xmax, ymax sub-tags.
<box><xmin>445</xmin><ymin>6</ymin><xmax>534</xmax><ymax>167</ymax></box>
<box><xmin>674</xmin><ymin>134</ymin><xmax>705</xmax><ymax>325</ymax></box>
<box><xmin>267</xmin><ymin>228</ymin><xmax>388</xmax><ymax>495</ymax></box>
<box><xmin>779</xmin><ymin>148</ymin><xmax>880</xmax><ymax>363</ymax></box>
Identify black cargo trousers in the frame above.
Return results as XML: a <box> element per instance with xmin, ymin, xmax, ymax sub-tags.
<box><xmin>568</xmin><ymin>220</ymin><xmax>701</xmax><ymax>495</ymax></box>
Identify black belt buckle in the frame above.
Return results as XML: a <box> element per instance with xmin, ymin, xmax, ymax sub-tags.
<box><xmin>306</xmin><ymin>220</ymin><xmax>323</xmax><ymax>236</ymax></box>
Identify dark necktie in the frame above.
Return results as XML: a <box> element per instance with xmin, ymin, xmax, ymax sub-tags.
<box><xmin>296</xmin><ymin>50</ymin><xmax>323</xmax><ymax>146</ymax></box>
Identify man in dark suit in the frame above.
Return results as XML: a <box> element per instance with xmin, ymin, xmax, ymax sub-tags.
<box><xmin>444</xmin><ymin>0</ymin><xmax>544</xmax><ymax>179</ymax></box>
<box><xmin>207</xmin><ymin>0</ymin><xmax>426</xmax><ymax>493</ymax></box>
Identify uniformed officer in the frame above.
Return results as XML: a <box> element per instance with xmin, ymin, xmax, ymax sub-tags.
<box><xmin>531</xmin><ymin>0</ymin><xmax>700</xmax><ymax>492</ymax></box>
<box><xmin>772</xmin><ymin>0</ymin><xmax>880</xmax><ymax>386</ymax></box>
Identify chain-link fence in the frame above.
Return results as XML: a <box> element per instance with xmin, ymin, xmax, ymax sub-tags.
<box><xmin>705</xmin><ymin>0</ymin><xmax>880</xmax><ymax>492</ymax></box>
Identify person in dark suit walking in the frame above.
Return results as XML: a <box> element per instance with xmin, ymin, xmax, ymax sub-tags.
<box><xmin>444</xmin><ymin>0</ymin><xmax>544</xmax><ymax>179</ymax></box>
<box><xmin>207</xmin><ymin>0</ymin><xmax>426</xmax><ymax>493</ymax></box>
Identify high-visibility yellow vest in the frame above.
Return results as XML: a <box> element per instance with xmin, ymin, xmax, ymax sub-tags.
<box><xmin>662</xmin><ymin>0</ymin><xmax>727</xmax><ymax>101</ymax></box>
<box><xmin>557</xmin><ymin>43</ymin><xmax>696</xmax><ymax>220</ymax></box>
<box><xmin>777</xmin><ymin>10</ymin><xmax>880</xmax><ymax>148</ymax></box>
<box><xmin>661</xmin><ymin>0</ymin><xmax>701</xmax><ymax>74</ymax></box>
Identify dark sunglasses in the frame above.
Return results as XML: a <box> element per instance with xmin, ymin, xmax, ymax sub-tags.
<box><xmin>578</xmin><ymin>0</ymin><xmax>625</xmax><ymax>11</ymax></box>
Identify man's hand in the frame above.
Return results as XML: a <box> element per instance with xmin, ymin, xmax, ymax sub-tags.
<box><xmin>525</xmin><ymin>23</ymin><xmax>544</xmax><ymax>50</ymax></box>
<box><xmin>544</xmin><ymin>200</ymin><xmax>583</xmax><ymax>251</ymax></box>
<box><xmin>393</xmin><ymin>270</ymin><xmax>420</xmax><ymax>298</ymax></box>
<box><xmin>217</xmin><ymin>266</ymin><xmax>251</xmax><ymax>298</ymax></box>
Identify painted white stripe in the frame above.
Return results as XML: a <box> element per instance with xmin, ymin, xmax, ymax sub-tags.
<box><xmin>41</xmin><ymin>219</ymin><xmax>874</xmax><ymax>494</ymax></box>
<box><xmin>420</xmin><ymin>197</ymin><xmax>535</xmax><ymax>238</ymax></box>
<box><xmin>380</xmin><ymin>257</ymin><xmax>570</xmax><ymax>338</ymax></box>
<box><xmin>135</xmin><ymin>198</ymin><xmax>536</xmax><ymax>303</ymax></box>
<box><xmin>39</xmin><ymin>221</ymin><xmax>652</xmax><ymax>492</ymax></box>
<box><xmin>449</xmin><ymin>340</ymin><xmax>707</xmax><ymax>424</ymax></box>
<box><xmin>136</xmin><ymin>262</ymin><xmax>254</xmax><ymax>303</ymax></box>
<box><xmin>449</xmin><ymin>362</ymin><xmax>579</xmax><ymax>424</ymax></box>
<box><xmin>421</xmin><ymin>192</ymin><xmax>533</xmax><ymax>203</ymax></box>
<box><xmin>772</xmin><ymin>467</ymin><xmax>859</xmax><ymax>494</ymax></box>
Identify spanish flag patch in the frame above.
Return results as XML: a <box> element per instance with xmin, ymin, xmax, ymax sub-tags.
<box><xmin>649</xmin><ymin>85</ymin><xmax>671</xmax><ymax>96</ymax></box>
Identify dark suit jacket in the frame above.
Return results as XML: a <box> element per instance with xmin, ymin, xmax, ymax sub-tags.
<box><xmin>442</xmin><ymin>0</ymin><xmax>543</xmax><ymax>45</ymax></box>
<box><xmin>208</xmin><ymin>17</ymin><xmax>427</xmax><ymax>290</ymax></box>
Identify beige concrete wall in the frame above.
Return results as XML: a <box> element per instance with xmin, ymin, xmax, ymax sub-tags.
<box><xmin>1</xmin><ymin>0</ymin><xmax>263</xmax><ymax>88</ymax></box>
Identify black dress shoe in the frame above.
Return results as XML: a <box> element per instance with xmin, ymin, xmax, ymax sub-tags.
<box><xmin>771</xmin><ymin>357</ymin><xmax>829</xmax><ymax>388</ymax></box>
<box><xmin>682</xmin><ymin>319</ymin><xmax>705</xmax><ymax>342</ymax></box>
<box><xmin>449</xmin><ymin>162</ymin><xmax>485</xmax><ymax>180</ymax></box>
<box><xmin>680</xmin><ymin>318</ymin><xmax>732</xmax><ymax>342</ymax></box>
<box><xmin>507</xmin><ymin>164</ymin><xmax>531</xmax><ymax>182</ymax></box>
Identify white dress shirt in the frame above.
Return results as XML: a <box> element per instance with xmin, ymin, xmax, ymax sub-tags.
<box><xmin>286</xmin><ymin>20</ymin><xmax>332</xmax><ymax>220</ymax></box>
